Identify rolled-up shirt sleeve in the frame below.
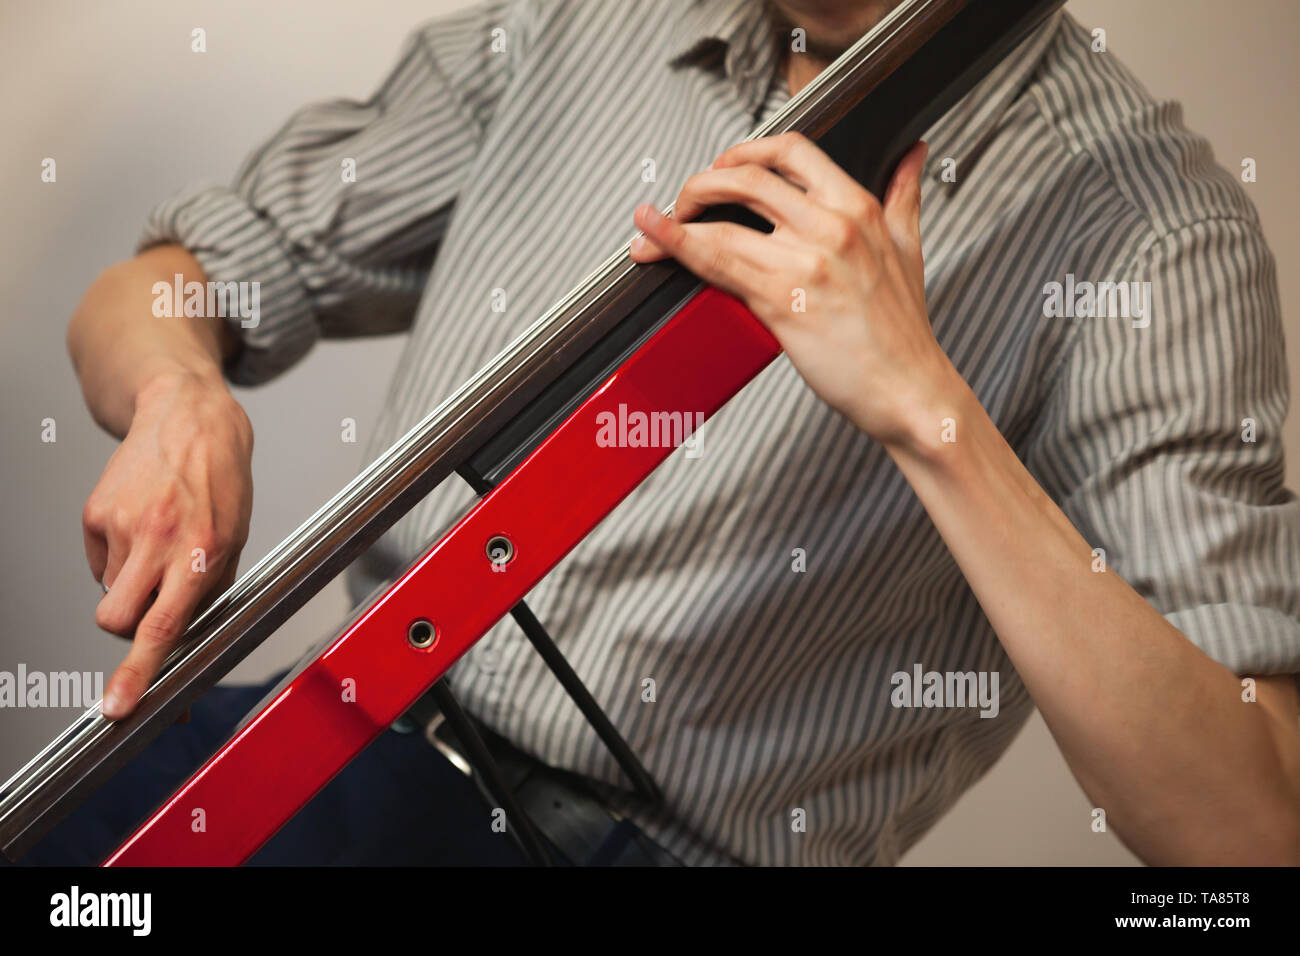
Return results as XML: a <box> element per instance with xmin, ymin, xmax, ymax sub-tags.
<box><xmin>138</xmin><ymin>0</ymin><xmax>523</xmax><ymax>384</ymax></box>
<box><xmin>1027</xmin><ymin>216</ymin><xmax>1300</xmax><ymax>678</ymax></box>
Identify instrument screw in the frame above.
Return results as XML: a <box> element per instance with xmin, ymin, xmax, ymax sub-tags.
<box><xmin>407</xmin><ymin>618</ymin><xmax>436</xmax><ymax>649</ymax></box>
<box><xmin>486</xmin><ymin>535</ymin><xmax>515</xmax><ymax>566</ymax></box>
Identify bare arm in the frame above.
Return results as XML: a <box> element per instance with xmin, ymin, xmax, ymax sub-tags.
<box><xmin>633</xmin><ymin>132</ymin><xmax>1300</xmax><ymax>865</ymax></box>
<box><xmin>69</xmin><ymin>7</ymin><xmax>528</xmax><ymax>718</ymax></box>
<box><xmin>886</xmin><ymin>386</ymin><xmax>1300</xmax><ymax>864</ymax></box>
<box><xmin>69</xmin><ymin>244</ymin><xmax>254</xmax><ymax>719</ymax></box>
<box><xmin>68</xmin><ymin>245</ymin><xmax>237</xmax><ymax>435</ymax></box>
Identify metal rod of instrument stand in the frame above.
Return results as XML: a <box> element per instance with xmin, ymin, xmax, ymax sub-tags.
<box><xmin>428</xmin><ymin>680</ymin><xmax>553</xmax><ymax>866</ymax></box>
<box><xmin>507</xmin><ymin>601</ymin><xmax>662</xmax><ymax>803</ymax></box>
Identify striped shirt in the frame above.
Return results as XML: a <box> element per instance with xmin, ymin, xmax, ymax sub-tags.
<box><xmin>140</xmin><ymin>0</ymin><xmax>1300</xmax><ymax>865</ymax></box>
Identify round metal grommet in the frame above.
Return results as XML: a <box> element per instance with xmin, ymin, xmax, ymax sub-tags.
<box><xmin>486</xmin><ymin>535</ymin><xmax>515</xmax><ymax>566</ymax></box>
<box><xmin>407</xmin><ymin>618</ymin><xmax>436</xmax><ymax>649</ymax></box>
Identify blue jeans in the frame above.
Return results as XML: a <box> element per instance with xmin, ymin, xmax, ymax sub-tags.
<box><xmin>20</xmin><ymin>675</ymin><xmax>534</xmax><ymax>866</ymax></box>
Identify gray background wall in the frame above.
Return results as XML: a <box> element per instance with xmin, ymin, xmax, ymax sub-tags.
<box><xmin>1</xmin><ymin>0</ymin><xmax>1296</xmax><ymax>865</ymax></box>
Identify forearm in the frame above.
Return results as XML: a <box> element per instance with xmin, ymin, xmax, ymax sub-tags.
<box><xmin>628</xmin><ymin>127</ymin><xmax>1299</xmax><ymax>862</ymax></box>
<box><xmin>884</xmin><ymin>364</ymin><xmax>1300</xmax><ymax>864</ymax></box>
<box><xmin>68</xmin><ymin>244</ymin><xmax>236</xmax><ymax>436</ymax></box>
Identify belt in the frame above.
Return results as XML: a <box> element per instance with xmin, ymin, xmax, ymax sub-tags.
<box><xmin>412</xmin><ymin>704</ymin><xmax>682</xmax><ymax>866</ymax></box>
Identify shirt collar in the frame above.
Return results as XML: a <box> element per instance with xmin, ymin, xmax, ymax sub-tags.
<box><xmin>668</xmin><ymin>0</ymin><xmax>783</xmax><ymax>115</ymax></box>
<box><xmin>669</xmin><ymin>1</ymin><xmax>1063</xmax><ymax>187</ymax></box>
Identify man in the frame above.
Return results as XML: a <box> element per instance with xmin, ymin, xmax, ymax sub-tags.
<box><xmin>57</xmin><ymin>0</ymin><xmax>1300</xmax><ymax>865</ymax></box>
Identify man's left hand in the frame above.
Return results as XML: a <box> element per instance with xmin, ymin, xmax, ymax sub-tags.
<box><xmin>630</xmin><ymin>132</ymin><xmax>956</xmax><ymax>450</ymax></box>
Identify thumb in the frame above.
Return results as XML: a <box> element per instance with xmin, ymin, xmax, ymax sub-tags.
<box><xmin>883</xmin><ymin>140</ymin><xmax>928</xmax><ymax>273</ymax></box>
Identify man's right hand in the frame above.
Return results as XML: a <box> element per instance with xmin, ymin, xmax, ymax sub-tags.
<box><xmin>68</xmin><ymin>245</ymin><xmax>251</xmax><ymax>720</ymax></box>
<box><xmin>84</xmin><ymin>373</ymin><xmax>253</xmax><ymax>719</ymax></box>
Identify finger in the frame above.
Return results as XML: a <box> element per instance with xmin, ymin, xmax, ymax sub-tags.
<box><xmin>103</xmin><ymin>566</ymin><xmax>208</xmax><ymax>719</ymax></box>
<box><xmin>101</xmin><ymin>539</ymin><xmax>126</xmax><ymax>592</ymax></box>
<box><xmin>82</xmin><ymin>494</ymin><xmax>110</xmax><ymax>584</ymax></box>
<box><xmin>95</xmin><ymin>544</ymin><xmax>163</xmax><ymax>638</ymax></box>
<box><xmin>672</xmin><ymin>166</ymin><xmax>832</xmax><ymax>238</ymax></box>
<box><xmin>83</xmin><ymin>525</ymin><xmax>108</xmax><ymax>586</ymax></box>
<box><xmin>99</xmin><ymin>508</ymin><xmax>137</xmax><ymax>590</ymax></box>
<box><xmin>629</xmin><ymin>230</ymin><xmax>670</xmax><ymax>263</ymax></box>
<box><xmin>883</xmin><ymin>140</ymin><xmax>928</xmax><ymax>267</ymax></box>
<box><xmin>633</xmin><ymin>204</ymin><xmax>775</xmax><ymax>298</ymax></box>
<box><xmin>712</xmin><ymin>132</ymin><xmax>862</xmax><ymax>208</ymax></box>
